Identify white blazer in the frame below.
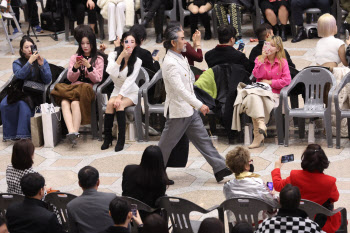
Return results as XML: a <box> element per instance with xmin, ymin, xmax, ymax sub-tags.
<box><xmin>162</xmin><ymin>50</ymin><xmax>203</xmax><ymax>118</ymax></box>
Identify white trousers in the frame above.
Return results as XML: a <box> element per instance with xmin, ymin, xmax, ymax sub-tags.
<box><xmin>108</xmin><ymin>2</ymin><xmax>126</xmax><ymax>42</ymax></box>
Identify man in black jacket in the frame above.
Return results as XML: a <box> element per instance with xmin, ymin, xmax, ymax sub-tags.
<box><xmin>205</xmin><ymin>25</ymin><xmax>254</xmax><ymax>73</ymax></box>
<box><xmin>6</xmin><ymin>173</ymin><xmax>65</xmax><ymax>233</ymax></box>
<box><xmin>249</xmin><ymin>23</ymin><xmax>295</xmax><ymax>68</ymax></box>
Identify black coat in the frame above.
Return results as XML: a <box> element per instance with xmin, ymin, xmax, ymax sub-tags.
<box><xmin>205</xmin><ymin>45</ymin><xmax>255</xmax><ymax>73</ymax></box>
<box><xmin>6</xmin><ymin>197</ymin><xmax>65</xmax><ymax>233</ymax></box>
<box><xmin>122</xmin><ymin>165</ymin><xmax>166</xmax><ymax>208</ymax></box>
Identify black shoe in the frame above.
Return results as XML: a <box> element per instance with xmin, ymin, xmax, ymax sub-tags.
<box><xmin>67</xmin><ymin>133</ymin><xmax>79</xmax><ymax>147</ymax></box>
<box><xmin>272</xmin><ymin>24</ymin><xmax>280</xmax><ymax>37</ymax></box>
<box><xmin>204</xmin><ymin>30</ymin><xmax>212</xmax><ymax>40</ymax></box>
<box><xmin>214</xmin><ymin>168</ymin><xmax>232</xmax><ymax>182</ymax></box>
<box><xmin>167</xmin><ymin>179</ymin><xmax>175</xmax><ymax>185</ymax></box>
<box><xmin>280</xmin><ymin>24</ymin><xmax>287</xmax><ymax>42</ymax></box>
<box><xmin>292</xmin><ymin>26</ymin><xmax>307</xmax><ymax>43</ymax></box>
<box><xmin>141</xmin><ymin>18</ymin><xmax>150</xmax><ymax>28</ymax></box>
<box><xmin>156</xmin><ymin>34</ymin><xmax>163</xmax><ymax>44</ymax></box>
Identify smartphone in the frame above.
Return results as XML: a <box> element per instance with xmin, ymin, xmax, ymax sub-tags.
<box><xmin>30</xmin><ymin>44</ymin><xmax>38</xmax><ymax>53</ymax></box>
<box><xmin>131</xmin><ymin>204</ymin><xmax>137</xmax><ymax>217</ymax></box>
<box><xmin>238</xmin><ymin>42</ymin><xmax>245</xmax><ymax>52</ymax></box>
<box><xmin>267</xmin><ymin>182</ymin><xmax>273</xmax><ymax>191</ymax></box>
<box><xmin>281</xmin><ymin>154</ymin><xmax>294</xmax><ymax>163</ymax></box>
<box><xmin>76</xmin><ymin>55</ymin><xmax>83</xmax><ymax>62</ymax></box>
<box><xmin>152</xmin><ymin>49</ymin><xmax>159</xmax><ymax>57</ymax></box>
<box><xmin>346</xmin><ymin>29</ymin><xmax>349</xmax><ymax>41</ymax></box>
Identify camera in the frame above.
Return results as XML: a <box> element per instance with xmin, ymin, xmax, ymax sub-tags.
<box><xmin>30</xmin><ymin>45</ymin><xmax>38</xmax><ymax>54</ymax></box>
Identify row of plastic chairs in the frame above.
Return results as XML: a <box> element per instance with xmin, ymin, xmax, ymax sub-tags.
<box><xmin>0</xmin><ymin>193</ymin><xmax>347</xmax><ymax>233</ymax></box>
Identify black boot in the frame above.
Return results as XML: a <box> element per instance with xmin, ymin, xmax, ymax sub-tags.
<box><xmin>190</xmin><ymin>13</ymin><xmax>198</xmax><ymax>41</ymax></box>
<box><xmin>156</xmin><ymin>34</ymin><xmax>163</xmax><ymax>44</ymax></box>
<box><xmin>292</xmin><ymin>26</ymin><xmax>307</xmax><ymax>43</ymax></box>
<box><xmin>272</xmin><ymin>24</ymin><xmax>280</xmax><ymax>37</ymax></box>
<box><xmin>200</xmin><ymin>12</ymin><xmax>211</xmax><ymax>40</ymax></box>
<box><xmin>280</xmin><ymin>24</ymin><xmax>287</xmax><ymax>41</ymax></box>
<box><xmin>101</xmin><ymin>113</ymin><xmax>114</xmax><ymax>150</ymax></box>
<box><xmin>115</xmin><ymin>111</ymin><xmax>126</xmax><ymax>152</ymax></box>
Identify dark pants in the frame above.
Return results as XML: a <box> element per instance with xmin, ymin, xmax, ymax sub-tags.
<box><xmin>27</xmin><ymin>0</ymin><xmax>39</xmax><ymax>26</ymax></box>
<box><xmin>11</xmin><ymin>0</ymin><xmax>21</xmax><ymax>29</ymax></box>
<box><xmin>291</xmin><ymin>0</ymin><xmax>331</xmax><ymax>26</ymax></box>
<box><xmin>145</xmin><ymin>0</ymin><xmax>166</xmax><ymax>35</ymax></box>
<box><xmin>73</xmin><ymin>0</ymin><xmax>97</xmax><ymax>25</ymax></box>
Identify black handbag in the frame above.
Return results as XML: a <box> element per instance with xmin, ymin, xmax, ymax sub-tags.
<box><xmin>23</xmin><ymin>80</ymin><xmax>46</xmax><ymax>94</ymax></box>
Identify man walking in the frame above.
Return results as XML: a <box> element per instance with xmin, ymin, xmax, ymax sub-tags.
<box><xmin>159</xmin><ymin>26</ymin><xmax>232</xmax><ymax>184</ymax></box>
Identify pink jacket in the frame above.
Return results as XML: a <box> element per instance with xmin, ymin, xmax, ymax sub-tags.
<box><xmin>252</xmin><ymin>57</ymin><xmax>291</xmax><ymax>94</ymax></box>
<box><xmin>67</xmin><ymin>54</ymin><xmax>104</xmax><ymax>85</ymax></box>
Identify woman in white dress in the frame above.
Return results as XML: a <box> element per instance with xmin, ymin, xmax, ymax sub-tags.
<box><xmin>102</xmin><ymin>31</ymin><xmax>142</xmax><ymax>151</ymax></box>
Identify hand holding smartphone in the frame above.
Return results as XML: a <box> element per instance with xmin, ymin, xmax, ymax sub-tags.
<box><xmin>76</xmin><ymin>55</ymin><xmax>83</xmax><ymax>62</ymax></box>
<box><xmin>238</xmin><ymin>43</ymin><xmax>245</xmax><ymax>52</ymax></box>
<box><xmin>131</xmin><ymin>204</ymin><xmax>137</xmax><ymax>217</ymax></box>
<box><xmin>281</xmin><ymin>154</ymin><xmax>294</xmax><ymax>163</ymax></box>
<box><xmin>267</xmin><ymin>182</ymin><xmax>273</xmax><ymax>191</ymax></box>
<box><xmin>152</xmin><ymin>49</ymin><xmax>159</xmax><ymax>57</ymax></box>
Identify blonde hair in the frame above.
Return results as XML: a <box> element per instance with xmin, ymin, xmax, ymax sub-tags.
<box><xmin>317</xmin><ymin>13</ymin><xmax>337</xmax><ymax>37</ymax></box>
<box><xmin>226</xmin><ymin>146</ymin><xmax>250</xmax><ymax>176</ymax></box>
<box><xmin>258</xmin><ymin>36</ymin><xmax>286</xmax><ymax>70</ymax></box>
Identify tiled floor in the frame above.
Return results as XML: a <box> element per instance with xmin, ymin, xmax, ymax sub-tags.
<box><xmin>1</xmin><ymin>8</ymin><xmax>350</xmax><ymax>230</ymax></box>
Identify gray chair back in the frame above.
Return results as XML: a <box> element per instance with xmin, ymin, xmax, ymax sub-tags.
<box><xmin>298</xmin><ymin>199</ymin><xmax>347</xmax><ymax>233</ymax></box>
<box><xmin>334</xmin><ymin>71</ymin><xmax>350</xmax><ymax>149</ymax></box>
<box><xmin>0</xmin><ymin>193</ymin><xmax>24</xmax><ymax>219</ymax></box>
<box><xmin>44</xmin><ymin>192</ymin><xmax>77</xmax><ymax>232</ymax></box>
<box><xmin>218</xmin><ymin>197</ymin><xmax>275</xmax><ymax>231</ymax></box>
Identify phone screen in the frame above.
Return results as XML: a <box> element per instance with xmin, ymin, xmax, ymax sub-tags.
<box><xmin>267</xmin><ymin>182</ymin><xmax>273</xmax><ymax>191</ymax></box>
<box><xmin>131</xmin><ymin>204</ymin><xmax>137</xmax><ymax>217</ymax></box>
<box><xmin>152</xmin><ymin>49</ymin><xmax>159</xmax><ymax>57</ymax></box>
<box><xmin>281</xmin><ymin>154</ymin><xmax>294</xmax><ymax>163</ymax></box>
<box><xmin>238</xmin><ymin>43</ymin><xmax>245</xmax><ymax>52</ymax></box>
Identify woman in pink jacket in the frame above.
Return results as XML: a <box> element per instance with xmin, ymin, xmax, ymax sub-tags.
<box><xmin>249</xmin><ymin>35</ymin><xmax>291</xmax><ymax>148</ymax></box>
<box><xmin>52</xmin><ymin>31</ymin><xmax>104</xmax><ymax>146</ymax></box>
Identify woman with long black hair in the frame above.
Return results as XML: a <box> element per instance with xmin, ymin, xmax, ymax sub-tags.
<box><xmin>51</xmin><ymin>30</ymin><xmax>104</xmax><ymax>146</ymax></box>
<box><xmin>122</xmin><ymin>145</ymin><xmax>168</xmax><ymax>207</ymax></box>
<box><xmin>0</xmin><ymin>36</ymin><xmax>51</xmax><ymax>141</ymax></box>
<box><xmin>101</xmin><ymin>31</ymin><xmax>142</xmax><ymax>151</ymax></box>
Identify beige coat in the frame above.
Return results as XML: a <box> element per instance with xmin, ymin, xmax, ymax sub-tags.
<box><xmin>162</xmin><ymin>50</ymin><xmax>203</xmax><ymax>118</ymax></box>
<box><xmin>232</xmin><ymin>82</ymin><xmax>275</xmax><ymax>131</ymax></box>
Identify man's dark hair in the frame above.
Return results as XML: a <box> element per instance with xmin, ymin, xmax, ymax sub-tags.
<box><xmin>143</xmin><ymin>214</ymin><xmax>168</xmax><ymax>233</ymax></box>
<box><xmin>20</xmin><ymin>173</ymin><xmax>45</xmax><ymax>197</ymax></box>
<box><xmin>218</xmin><ymin>25</ymin><xmax>237</xmax><ymax>44</ymax></box>
<box><xmin>279</xmin><ymin>184</ymin><xmax>301</xmax><ymax>210</ymax></box>
<box><xmin>109</xmin><ymin>197</ymin><xmax>131</xmax><ymax>225</ymax></box>
<box><xmin>78</xmin><ymin>166</ymin><xmax>99</xmax><ymax>189</ymax></box>
<box><xmin>255</xmin><ymin>23</ymin><xmax>273</xmax><ymax>41</ymax></box>
<box><xmin>301</xmin><ymin>144</ymin><xmax>329</xmax><ymax>173</ymax></box>
<box><xmin>130</xmin><ymin>24</ymin><xmax>147</xmax><ymax>43</ymax></box>
<box><xmin>12</xmin><ymin>139</ymin><xmax>34</xmax><ymax>170</ymax></box>
<box><xmin>231</xmin><ymin>221</ymin><xmax>253</xmax><ymax>233</ymax></box>
<box><xmin>163</xmin><ymin>26</ymin><xmax>182</xmax><ymax>50</ymax></box>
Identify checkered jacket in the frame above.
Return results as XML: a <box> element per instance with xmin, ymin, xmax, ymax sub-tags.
<box><xmin>255</xmin><ymin>216</ymin><xmax>325</xmax><ymax>233</ymax></box>
<box><xmin>6</xmin><ymin>164</ymin><xmax>37</xmax><ymax>194</ymax></box>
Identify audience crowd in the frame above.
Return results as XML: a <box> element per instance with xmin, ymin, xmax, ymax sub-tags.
<box><xmin>0</xmin><ymin>1</ymin><xmax>349</xmax><ymax>232</ymax></box>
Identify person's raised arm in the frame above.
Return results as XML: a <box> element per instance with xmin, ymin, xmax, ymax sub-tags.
<box><xmin>271</xmin><ymin>156</ymin><xmax>291</xmax><ymax>192</ymax></box>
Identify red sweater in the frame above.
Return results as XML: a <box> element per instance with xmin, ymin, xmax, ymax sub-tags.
<box><xmin>271</xmin><ymin>168</ymin><xmax>341</xmax><ymax>233</ymax></box>
<box><xmin>182</xmin><ymin>42</ymin><xmax>203</xmax><ymax>66</ymax></box>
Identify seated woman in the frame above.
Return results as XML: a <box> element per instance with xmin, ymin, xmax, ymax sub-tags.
<box><xmin>272</xmin><ymin>144</ymin><xmax>341</xmax><ymax>233</ymax></box>
<box><xmin>224</xmin><ymin>146</ymin><xmax>278</xmax><ymax>211</ymax></box>
<box><xmin>233</xmin><ymin>36</ymin><xmax>291</xmax><ymax>149</ymax></box>
<box><xmin>101</xmin><ymin>31</ymin><xmax>142</xmax><ymax>151</ymax></box>
<box><xmin>51</xmin><ymin>30</ymin><xmax>104</xmax><ymax>146</ymax></box>
<box><xmin>315</xmin><ymin>13</ymin><xmax>349</xmax><ymax>71</ymax></box>
<box><xmin>187</xmin><ymin>0</ymin><xmax>213</xmax><ymax>40</ymax></box>
<box><xmin>122</xmin><ymin>145</ymin><xmax>168</xmax><ymax>208</ymax></box>
<box><xmin>259</xmin><ymin>0</ymin><xmax>290</xmax><ymax>41</ymax></box>
<box><xmin>0</xmin><ymin>36</ymin><xmax>51</xmax><ymax>141</ymax></box>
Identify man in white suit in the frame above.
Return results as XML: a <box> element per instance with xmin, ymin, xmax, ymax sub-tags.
<box><xmin>158</xmin><ymin>26</ymin><xmax>232</xmax><ymax>184</ymax></box>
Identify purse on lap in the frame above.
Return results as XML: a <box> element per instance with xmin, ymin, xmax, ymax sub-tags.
<box><xmin>23</xmin><ymin>80</ymin><xmax>46</xmax><ymax>94</ymax></box>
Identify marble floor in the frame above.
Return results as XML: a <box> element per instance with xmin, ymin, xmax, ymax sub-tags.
<box><xmin>1</xmin><ymin>8</ymin><xmax>350</xmax><ymax>230</ymax></box>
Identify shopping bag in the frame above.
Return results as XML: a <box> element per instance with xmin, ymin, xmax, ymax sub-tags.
<box><xmin>41</xmin><ymin>103</ymin><xmax>62</xmax><ymax>148</ymax></box>
<box><xmin>30</xmin><ymin>107</ymin><xmax>44</xmax><ymax>147</ymax></box>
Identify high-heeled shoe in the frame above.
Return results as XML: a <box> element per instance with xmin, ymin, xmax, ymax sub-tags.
<box><xmin>67</xmin><ymin>133</ymin><xmax>79</xmax><ymax>147</ymax></box>
<box><xmin>248</xmin><ymin>118</ymin><xmax>265</xmax><ymax>149</ymax></box>
<box><xmin>256</xmin><ymin>117</ymin><xmax>267</xmax><ymax>137</ymax></box>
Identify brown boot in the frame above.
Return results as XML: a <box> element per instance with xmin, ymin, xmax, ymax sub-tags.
<box><xmin>248</xmin><ymin>118</ymin><xmax>265</xmax><ymax>149</ymax></box>
<box><xmin>256</xmin><ymin>117</ymin><xmax>267</xmax><ymax>137</ymax></box>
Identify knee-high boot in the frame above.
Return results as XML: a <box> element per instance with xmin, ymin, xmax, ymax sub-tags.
<box><xmin>200</xmin><ymin>12</ymin><xmax>211</xmax><ymax>40</ymax></box>
<box><xmin>248</xmin><ymin>118</ymin><xmax>265</xmax><ymax>149</ymax></box>
<box><xmin>101</xmin><ymin>113</ymin><xmax>114</xmax><ymax>150</ymax></box>
<box><xmin>190</xmin><ymin>13</ymin><xmax>199</xmax><ymax>38</ymax></box>
<box><xmin>115</xmin><ymin>111</ymin><xmax>126</xmax><ymax>152</ymax></box>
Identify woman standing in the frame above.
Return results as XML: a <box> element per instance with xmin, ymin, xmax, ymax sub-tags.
<box><xmin>101</xmin><ymin>31</ymin><xmax>142</xmax><ymax>151</ymax></box>
<box><xmin>51</xmin><ymin>30</ymin><xmax>104</xmax><ymax>146</ymax></box>
<box><xmin>0</xmin><ymin>36</ymin><xmax>51</xmax><ymax>141</ymax></box>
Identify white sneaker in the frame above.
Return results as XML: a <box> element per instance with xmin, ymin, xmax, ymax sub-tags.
<box><xmin>0</xmin><ymin>0</ymin><xmax>7</xmax><ymax>10</ymax></box>
<box><xmin>2</xmin><ymin>12</ymin><xmax>13</xmax><ymax>19</ymax></box>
